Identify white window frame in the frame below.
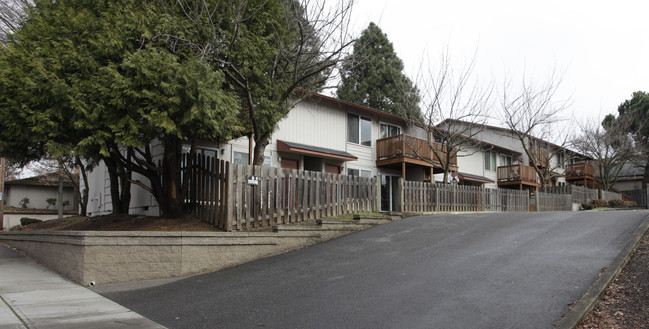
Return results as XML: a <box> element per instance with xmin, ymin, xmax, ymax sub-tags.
<box><xmin>485</xmin><ymin>150</ymin><xmax>497</xmax><ymax>171</ymax></box>
<box><xmin>233</xmin><ymin>151</ymin><xmax>249</xmax><ymax>165</ymax></box>
<box><xmin>348</xmin><ymin>168</ymin><xmax>373</xmax><ymax>178</ymax></box>
<box><xmin>348</xmin><ymin>113</ymin><xmax>372</xmax><ymax>146</ymax></box>
<box><xmin>379</xmin><ymin>122</ymin><xmax>401</xmax><ymax>139</ymax></box>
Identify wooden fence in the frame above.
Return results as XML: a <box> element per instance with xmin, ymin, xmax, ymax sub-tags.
<box><xmin>620</xmin><ymin>189</ymin><xmax>647</xmax><ymax>207</ymax></box>
<box><xmin>402</xmin><ymin>182</ymin><xmax>529</xmax><ymax>212</ymax></box>
<box><xmin>227</xmin><ymin>164</ymin><xmax>376</xmax><ymax>230</ymax></box>
<box><xmin>536</xmin><ymin>192</ymin><xmax>572</xmax><ymax>211</ymax></box>
<box><xmin>541</xmin><ymin>185</ymin><xmax>597</xmax><ymax>205</ymax></box>
<box><xmin>183</xmin><ymin>156</ymin><xmax>376</xmax><ymax>231</ymax></box>
<box><xmin>183</xmin><ymin>155</ymin><xmax>613</xmax><ymax>231</ymax></box>
<box><xmin>599</xmin><ymin>190</ymin><xmax>622</xmax><ymax>201</ymax></box>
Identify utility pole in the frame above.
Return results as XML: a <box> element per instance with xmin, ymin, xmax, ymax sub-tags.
<box><xmin>0</xmin><ymin>158</ymin><xmax>4</xmax><ymax>229</ymax></box>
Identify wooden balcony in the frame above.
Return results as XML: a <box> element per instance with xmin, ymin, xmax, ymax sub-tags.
<box><xmin>497</xmin><ymin>164</ymin><xmax>540</xmax><ymax>189</ymax></box>
<box><xmin>565</xmin><ymin>161</ymin><xmax>596</xmax><ymax>178</ymax></box>
<box><xmin>376</xmin><ymin>134</ymin><xmax>458</xmax><ymax>173</ymax></box>
<box><xmin>565</xmin><ymin>161</ymin><xmax>601</xmax><ymax>189</ymax></box>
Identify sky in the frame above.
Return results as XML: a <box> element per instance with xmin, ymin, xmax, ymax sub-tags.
<box><xmin>347</xmin><ymin>0</ymin><xmax>649</xmax><ymax>125</ymax></box>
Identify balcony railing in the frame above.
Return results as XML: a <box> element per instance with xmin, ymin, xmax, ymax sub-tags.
<box><xmin>497</xmin><ymin>164</ymin><xmax>538</xmax><ymax>183</ymax></box>
<box><xmin>565</xmin><ymin>161</ymin><xmax>596</xmax><ymax>178</ymax></box>
<box><xmin>376</xmin><ymin>134</ymin><xmax>457</xmax><ymax>168</ymax></box>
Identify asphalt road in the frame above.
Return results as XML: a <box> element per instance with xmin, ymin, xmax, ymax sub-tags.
<box><xmin>98</xmin><ymin>210</ymin><xmax>649</xmax><ymax>329</ymax></box>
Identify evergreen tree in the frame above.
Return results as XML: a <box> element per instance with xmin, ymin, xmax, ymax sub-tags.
<box><xmin>337</xmin><ymin>22</ymin><xmax>421</xmax><ymax>119</ymax></box>
<box><xmin>0</xmin><ymin>0</ymin><xmax>240</xmax><ymax>217</ymax></box>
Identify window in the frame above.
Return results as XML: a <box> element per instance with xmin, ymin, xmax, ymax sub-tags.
<box><xmin>379</xmin><ymin>123</ymin><xmax>401</xmax><ymax>139</ymax></box>
<box><xmin>348</xmin><ymin>168</ymin><xmax>373</xmax><ymax>177</ymax></box>
<box><xmin>233</xmin><ymin>151</ymin><xmax>248</xmax><ymax>165</ymax></box>
<box><xmin>348</xmin><ymin>113</ymin><xmax>372</xmax><ymax>146</ymax></box>
<box><xmin>558</xmin><ymin>152</ymin><xmax>565</xmax><ymax>169</ymax></box>
<box><xmin>234</xmin><ymin>152</ymin><xmax>270</xmax><ymax>166</ymax></box>
<box><xmin>181</xmin><ymin>146</ymin><xmax>218</xmax><ymax>159</ymax></box>
<box><xmin>500</xmin><ymin>155</ymin><xmax>512</xmax><ymax>166</ymax></box>
<box><xmin>485</xmin><ymin>150</ymin><xmax>497</xmax><ymax>171</ymax></box>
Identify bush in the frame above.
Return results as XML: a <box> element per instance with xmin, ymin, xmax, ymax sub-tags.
<box><xmin>624</xmin><ymin>200</ymin><xmax>637</xmax><ymax>207</ymax></box>
<box><xmin>20</xmin><ymin>217</ymin><xmax>42</xmax><ymax>226</ymax></box>
<box><xmin>46</xmin><ymin>198</ymin><xmax>57</xmax><ymax>209</ymax></box>
<box><xmin>590</xmin><ymin>199</ymin><xmax>608</xmax><ymax>208</ymax></box>
<box><xmin>581</xmin><ymin>202</ymin><xmax>593</xmax><ymax>210</ymax></box>
<box><xmin>608</xmin><ymin>199</ymin><xmax>624</xmax><ymax>207</ymax></box>
<box><xmin>19</xmin><ymin>198</ymin><xmax>30</xmax><ymax>209</ymax></box>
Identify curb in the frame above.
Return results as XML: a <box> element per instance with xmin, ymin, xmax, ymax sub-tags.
<box><xmin>555</xmin><ymin>213</ymin><xmax>649</xmax><ymax>329</ymax></box>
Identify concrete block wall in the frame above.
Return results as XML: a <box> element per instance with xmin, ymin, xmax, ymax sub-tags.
<box><xmin>0</xmin><ymin>228</ymin><xmax>347</xmax><ymax>286</ymax></box>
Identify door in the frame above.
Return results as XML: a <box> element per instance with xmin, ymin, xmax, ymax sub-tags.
<box><xmin>325</xmin><ymin>164</ymin><xmax>340</xmax><ymax>174</ymax></box>
<box><xmin>281</xmin><ymin>158</ymin><xmax>299</xmax><ymax>170</ymax></box>
<box><xmin>381</xmin><ymin>175</ymin><xmax>400</xmax><ymax>212</ymax></box>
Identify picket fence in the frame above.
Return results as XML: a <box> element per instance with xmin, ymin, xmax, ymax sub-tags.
<box><xmin>620</xmin><ymin>189</ymin><xmax>647</xmax><ymax>207</ymax></box>
<box><xmin>183</xmin><ymin>155</ymin><xmax>376</xmax><ymax>231</ymax></box>
<box><xmin>181</xmin><ymin>155</ymin><xmax>640</xmax><ymax>230</ymax></box>
<box><xmin>599</xmin><ymin>190</ymin><xmax>623</xmax><ymax>202</ymax></box>
<box><xmin>402</xmin><ymin>182</ymin><xmax>529</xmax><ymax>212</ymax></box>
<box><xmin>536</xmin><ymin>192</ymin><xmax>572</xmax><ymax>211</ymax></box>
<box><xmin>541</xmin><ymin>185</ymin><xmax>598</xmax><ymax>205</ymax></box>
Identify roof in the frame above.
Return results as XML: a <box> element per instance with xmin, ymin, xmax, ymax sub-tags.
<box><xmin>297</xmin><ymin>89</ymin><xmax>410</xmax><ymax>124</ymax></box>
<box><xmin>277</xmin><ymin>140</ymin><xmax>358</xmax><ymax>161</ymax></box>
<box><xmin>438</xmin><ymin>118</ymin><xmax>583</xmax><ymax>157</ymax></box>
<box><xmin>458</xmin><ymin>172</ymin><xmax>495</xmax><ymax>184</ymax></box>
<box><xmin>5</xmin><ymin>173</ymin><xmax>76</xmax><ymax>188</ymax></box>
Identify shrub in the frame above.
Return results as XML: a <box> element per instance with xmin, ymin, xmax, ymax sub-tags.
<box><xmin>590</xmin><ymin>199</ymin><xmax>608</xmax><ymax>208</ymax></box>
<box><xmin>624</xmin><ymin>200</ymin><xmax>637</xmax><ymax>207</ymax></box>
<box><xmin>19</xmin><ymin>198</ymin><xmax>30</xmax><ymax>209</ymax></box>
<box><xmin>46</xmin><ymin>198</ymin><xmax>57</xmax><ymax>209</ymax></box>
<box><xmin>608</xmin><ymin>199</ymin><xmax>624</xmax><ymax>207</ymax></box>
<box><xmin>581</xmin><ymin>202</ymin><xmax>593</xmax><ymax>210</ymax></box>
<box><xmin>62</xmin><ymin>200</ymin><xmax>70</xmax><ymax>207</ymax></box>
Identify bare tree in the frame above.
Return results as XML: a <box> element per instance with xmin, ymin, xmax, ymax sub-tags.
<box><xmin>0</xmin><ymin>0</ymin><xmax>31</xmax><ymax>45</ymax></box>
<box><xmin>405</xmin><ymin>50</ymin><xmax>493</xmax><ymax>183</ymax></box>
<box><xmin>161</xmin><ymin>0</ymin><xmax>356</xmax><ymax>165</ymax></box>
<box><xmin>572</xmin><ymin>117</ymin><xmax>635</xmax><ymax>191</ymax></box>
<box><xmin>2</xmin><ymin>159</ymin><xmax>23</xmax><ymax>181</ymax></box>
<box><xmin>499</xmin><ymin>68</ymin><xmax>573</xmax><ymax>190</ymax></box>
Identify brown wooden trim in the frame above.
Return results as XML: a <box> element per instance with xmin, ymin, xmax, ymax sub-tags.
<box><xmin>277</xmin><ymin>141</ymin><xmax>357</xmax><ymax>161</ymax></box>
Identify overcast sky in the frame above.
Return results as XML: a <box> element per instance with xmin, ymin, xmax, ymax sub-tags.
<box><xmin>348</xmin><ymin>0</ymin><xmax>649</xmax><ymax>125</ymax></box>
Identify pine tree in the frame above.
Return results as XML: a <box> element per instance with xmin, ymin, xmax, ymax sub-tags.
<box><xmin>337</xmin><ymin>22</ymin><xmax>421</xmax><ymax>119</ymax></box>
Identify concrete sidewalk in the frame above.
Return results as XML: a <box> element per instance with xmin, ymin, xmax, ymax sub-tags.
<box><xmin>0</xmin><ymin>243</ymin><xmax>166</xmax><ymax>329</ymax></box>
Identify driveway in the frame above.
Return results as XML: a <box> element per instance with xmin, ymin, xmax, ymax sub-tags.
<box><xmin>98</xmin><ymin>210</ymin><xmax>649</xmax><ymax>329</ymax></box>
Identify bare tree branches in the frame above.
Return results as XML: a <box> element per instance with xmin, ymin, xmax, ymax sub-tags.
<box><xmin>572</xmin><ymin>117</ymin><xmax>635</xmax><ymax>191</ymax></box>
<box><xmin>499</xmin><ymin>67</ymin><xmax>573</xmax><ymax>188</ymax></box>
<box><xmin>406</xmin><ymin>48</ymin><xmax>493</xmax><ymax>183</ymax></box>
<box><xmin>0</xmin><ymin>0</ymin><xmax>31</xmax><ymax>45</ymax></box>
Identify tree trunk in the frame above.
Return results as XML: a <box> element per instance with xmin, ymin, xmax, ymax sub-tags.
<box><xmin>159</xmin><ymin>136</ymin><xmax>185</xmax><ymax>218</ymax></box>
<box><xmin>57</xmin><ymin>175</ymin><xmax>63</xmax><ymax>220</ymax></box>
<box><xmin>252</xmin><ymin>133</ymin><xmax>271</xmax><ymax>166</ymax></box>
<box><xmin>103</xmin><ymin>156</ymin><xmax>131</xmax><ymax>214</ymax></box>
<box><xmin>77</xmin><ymin>156</ymin><xmax>89</xmax><ymax>216</ymax></box>
<box><xmin>643</xmin><ymin>160</ymin><xmax>649</xmax><ymax>195</ymax></box>
<box><xmin>117</xmin><ymin>153</ymin><xmax>132</xmax><ymax>214</ymax></box>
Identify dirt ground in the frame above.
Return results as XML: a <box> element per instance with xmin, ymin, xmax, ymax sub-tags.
<box><xmin>578</xmin><ymin>233</ymin><xmax>649</xmax><ymax>328</ymax></box>
<box><xmin>16</xmin><ymin>214</ymin><xmax>223</xmax><ymax>232</ymax></box>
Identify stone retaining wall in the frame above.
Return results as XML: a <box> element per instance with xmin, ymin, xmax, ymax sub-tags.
<box><xmin>0</xmin><ymin>227</ymin><xmax>360</xmax><ymax>286</ymax></box>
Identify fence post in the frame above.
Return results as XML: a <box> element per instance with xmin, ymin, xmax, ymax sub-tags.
<box><xmin>398</xmin><ymin>178</ymin><xmax>404</xmax><ymax>213</ymax></box>
<box><xmin>374</xmin><ymin>175</ymin><xmax>381</xmax><ymax>213</ymax></box>
<box><xmin>225</xmin><ymin>162</ymin><xmax>234</xmax><ymax>231</ymax></box>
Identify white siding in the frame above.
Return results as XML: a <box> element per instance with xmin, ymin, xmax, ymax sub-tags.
<box><xmin>5</xmin><ymin>185</ymin><xmax>76</xmax><ymax>210</ymax></box>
